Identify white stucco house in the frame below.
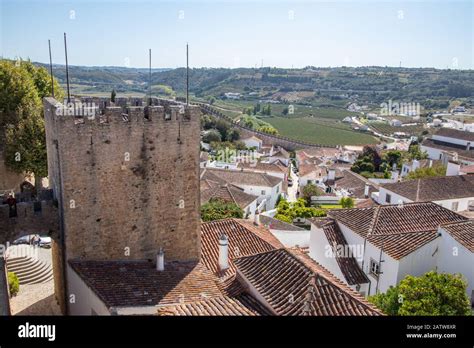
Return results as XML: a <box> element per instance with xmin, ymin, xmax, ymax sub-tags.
<box><xmin>241</xmin><ymin>136</ymin><xmax>263</xmax><ymax>150</ymax></box>
<box><xmin>201</xmin><ymin>168</ymin><xmax>283</xmax><ymax>210</ymax></box>
<box><xmin>421</xmin><ymin>128</ymin><xmax>474</xmax><ymax>165</ymax></box>
<box><xmin>259</xmin><ymin>215</ymin><xmax>309</xmax><ymax>248</ymax></box>
<box><xmin>376</xmin><ymin>175</ymin><xmax>474</xmax><ymax>213</ymax></box>
<box><xmin>308</xmin><ymin>202</ymin><xmax>473</xmax><ymax>303</ymax></box>
<box><xmin>436</xmin><ymin>221</ymin><xmax>474</xmax><ymax>307</ymax></box>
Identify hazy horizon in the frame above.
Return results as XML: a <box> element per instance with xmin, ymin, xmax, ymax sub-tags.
<box><xmin>1</xmin><ymin>0</ymin><xmax>473</xmax><ymax>69</ymax></box>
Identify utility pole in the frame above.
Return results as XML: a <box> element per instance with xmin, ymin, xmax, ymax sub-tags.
<box><xmin>64</xmin><ymin>33</ymin><xmax>71</xmax><ymax>103</ymax></box>
<box><xmin>48</xmin><ymin>39</ymin><xmax>55</xmax><ymax>98</ymax></box>
<box><xmin>186</xmin><ymin>43</ymin><xmax>189</xmax><ymax>105</ymax></box>
<box><xmin>149</xmin><ymin>48</ymin><xmax>152</xmax><ymax>105</ymax></box>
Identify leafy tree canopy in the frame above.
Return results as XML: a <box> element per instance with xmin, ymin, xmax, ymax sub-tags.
<box><xmin>201</xmin><ymin>198</ymin><xmax>244</xmax><ymax>222</ymax></box>
<box><xmin>369</xmin><ymin>271</ymin><xmax>471</xmax><ymax>316</ymax></box>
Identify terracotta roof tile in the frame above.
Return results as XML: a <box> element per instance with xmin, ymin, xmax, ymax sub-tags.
<box><xmin>440</xmin><ymin>220</ymin><xmax>474</xmax><ymax>252</ymax></box>
<box><xmin>434</xmin><ymin>128</ymin><xmax>474</xmax><ymax>142</ymax></box>
<box><xmin>156</xmin><ymin>295</ymin><xmax>266</xmax><ymax>316</ymax></box>
<box><xmin>422</xmin><ymin>138</ymin><xmax>474</xmax><ymax>160</ymax></box>
<box><xmin>381</xmin><ymin>175</ymin><xmax>474</xmax><ymax>201</ymax></box>
<box><xmin>200</xmin><ymin>182</ymin><xmax>258</xmax><ymax>209</ymax></box>
<box><xmin>200</xmin><ymin>218</ymin><xmax>283</xmax><ymax>277</ymax></box>
<box><xmin>69</xmin><ymin>260</ymin><xmax>223</xmax><ymax>308</ymax></box>
<box><xmin>320</xmin><ymin>220</ymin><xmax>369</xmax><ymax>285</ymax></box>
<box><xmin>201</xmin><ymin>168</ymin><xmax>282</xmax><ymax>187</ymax></box>
<box><xmin>328</xmin><ymin>202</ymin><xmax>468</xmax><ymax>259</ymax></box>
<box><xmin>332</xmin><ymin>170</ymin><xmax>378</xmax><ymax>199</ymax></box>
<box><xmin>234</xmin><ymin>248</ymin><xmax>382</xmax><ymax>316</ymax></box>
<box><xmin>260</xmin><ymin>215</ymin><xmax>306</xmax><ymax>231</ymax></box>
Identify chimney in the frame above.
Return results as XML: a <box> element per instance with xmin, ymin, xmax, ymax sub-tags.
<box><xmin>412</xmin><ymin>159</ymin><xmax>420</xmax><ymax>171</ymax></box>
<box><xmin>218</xmin><ymin>234</ymin><xmax>229</xmax><ymax>272</ymax></box>
<box><xmin>446</xmin><ymin>161</ymin><xmax>460</xmax><ymax>176</ymax></box>
<box><xmin>328</xmin><ymin>169</ymin><xmax>336</xmax><ymax>181</ymax></box>
<box><xmin>429</xmin><ymin>160</ymin><xmax>433</xmax><ymax>168</ymax></box>
<box><xmin>391</xmin><ymin>170</ymin><xmax>399</xmax><ymax>181</ymax></box>
<box><xmin>254</xmin><ymin>211</ymin><xmax>260</xmax><ymax>226</ymax></box>
<box><xmin>156</xmin><ymin>248</ymin><xmax>164</xmax><ymax>271</ymax></box>
<box><xmin>269</xmin><ymin>145</ymin><xmax>274</xmax><ymax>157</ymax></box>
<box><xmin>364</xmin><ymin>183</ymin><xmax>370</xmax><ymax>198</ymax></box>
<box><xmin>467</xmin><ymin>142</ymin><xmax>471</xmax><ymax>151</ymax></box>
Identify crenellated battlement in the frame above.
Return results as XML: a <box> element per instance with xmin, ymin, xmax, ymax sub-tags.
<box><xmin>44</xmin><ymin>97</ymin><xmax>199</xmax><ymax>128</ymax></box>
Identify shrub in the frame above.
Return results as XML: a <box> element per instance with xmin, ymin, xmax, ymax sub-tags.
<box><xmin>8</xmin><ymin>272</ymin><xmax>19</xmax><ymax>297</ymax></box>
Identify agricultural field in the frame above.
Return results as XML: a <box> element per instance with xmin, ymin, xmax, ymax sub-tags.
<box><xmin>202</xmin><ymin>98</ymin><xmax>377</xmax><ymax>146</ymax></box>
<box><xmin>265</xmin><ymin>116</ymin><xmax>378</xmax><ymax>146</ymax></box>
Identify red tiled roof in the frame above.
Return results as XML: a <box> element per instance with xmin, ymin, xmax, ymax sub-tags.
<box><xmin>69</xmin><ymin>260</ymin><xmax>224</xmax><ymax>308</ymax></box>
<box><xmin>440</xmin><ymin>220</ymin><xmax>474</xmax><ymax>252</ymax></box>
<box><xmin>381</xmin><ymin>175</ymin><xmax>474</xmax><ymax>201</ymax></box>
<box><xmin>156</xmin><ymin>295</ymin><xmax>267</xmax><ymax>316</ymax></box>
<box><xmin>421</xmin><ymin>138</ymin><xmax>474</xmax><ymax>160</ymax></box>
<box><xmin>233</xmin><ymin>248</ymin><xmax>382</xmax><ymax>316</ymax></box>
<box><xmin>200</xmin><ymin>182</ymin><xmax>258</xmax><ymax>209</ymax></box>
<box><xmin>332</xmin><ymin>170</ymin><xmax>378</xmax><ymax>199</ymax></box>
<box><xmin>260</xmin><ymin>215</ymin><xmax>306</xmax><ymax>231</ymax></box>
<box><xmin>434</xmin><ymin>128</ymin><xmax>474</xmax><ymax>142</ymax></box>
<box><xmin>328</xmin><ymin>202</ymin><xmax>468</xmax><ymax>259</ymax></box>
<box><xmin>200</xmin><ymin>218</ymin><xmax>283</xmax><ymax>277</ymax></box>
<box><xmin>319</xmin><ymin>220</ymin><xmax>369</xmax><ymax>285</ymax></box>
<box><xmin>237</xmin><ymin>161</ymin><xmax>287</xmax><ymax>174</ymax></box>
<box><xmin>201</xmin><ymin>168</ymin><xmax>282</xmax><ymax>187</ymax></box>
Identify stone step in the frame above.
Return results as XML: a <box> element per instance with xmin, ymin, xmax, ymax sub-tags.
<box><xmin>6</xmin><ymin>256</ymin><xmax>53</xmax><ymax>285</ymax></box>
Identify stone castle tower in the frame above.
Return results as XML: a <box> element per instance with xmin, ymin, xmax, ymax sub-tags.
<box><xmin>43</xmin><ymin>97</ymin><xmax>201</xmax><ymax>264</ymax></box>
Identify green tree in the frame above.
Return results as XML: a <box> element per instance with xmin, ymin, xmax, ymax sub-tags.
<box><xmin>369</xmin><ymin>271</ymin><xmax>471</xmax><ymax>316</ymax></box>
<box><xmin>383</xmin><ymin>150</ymin><xmax>402</xmax><ymax>168</ymax></box>
<box><xmin>408</xmin><ymin>144</ymin><xmax>428</xmax><ymax>160</ymax></box>
<box><xmin>226</xmin><ymin>129</ymin><xmax>240</xmax><ymax>142</ymax></box>
<box><xmin>202</xmin><ymin>129</ymin><xmax>222</xmax><ymax>143</ymax></box>
<box><xmin>301</xmin><ymin>183</ymin><xmax>321</xmax><ymax>205</ymax></box>
<box><xmin>111</xmin><ymin>89</ymin><xmax>116</xmax><ymax>102</ymax></box>
<box><xmin>406</xmin><ymin>165</ymin><xmax>446</xmax><ymax>179</ymax></box>
<box><xmin>201</xmin><ymin>198</ymin><xmax>244</xmax><ymax>222</ymax></box>
<box><xmin>8</xmin><ymin>272</ymin><xmax>19</xmax><ymax>297</ymax></box>
<box><xmin>339</xmin><ymin>197</ymin><xmax>355</xmax><ymax>209</ymax></box>
<box><xmin>274</xmin><ymin>198</ymin><xmax>326</xmax><ymax>223</ymax></box>
<box><xmin>1</xmin><ymin>60</ymin><xmax>63</xmax><ymax>191</ymax></box>
<box><xmin>257</xmin><ymin>125</ymin><xmax>278</xmax><ymax>135</ymax></box>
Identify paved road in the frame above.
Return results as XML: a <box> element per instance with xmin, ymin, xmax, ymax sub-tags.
<box><xmin>287</xmin><ymin>163</ymin><xmax>299</xmax><ymax>202</ymax></box>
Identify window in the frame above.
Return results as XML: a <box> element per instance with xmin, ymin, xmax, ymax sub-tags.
<box><xmin>276</xmin><ymin>186</ymin><xmax>279</xmax><ymax>193</ymax></box>
<box><xmin>385</xmin><ymin>194</ymin><xmax>392</xmax><ymax>204</ymax></box>
<box><xmin>369</xmin><ymin>259</ymin><xmax>380</xmax><ymax>278</ymax></box>
<box><xmin>261</xmin><ymin>190</ymin><xmax>266</xmax><ymax>195</ymax></box>
<box><xmin>307</xmin><ymin>180</ymin><xmax>312</xmax><ymax>184</ymax></box>
<box><xmin>451</xmin><ymin>202</ymin><xmax>459</xmax><ymax>211</ymax></box>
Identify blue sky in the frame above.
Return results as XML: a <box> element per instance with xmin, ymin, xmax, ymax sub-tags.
<box><xmin>1</xmin><ymin>0</ymin><xmax>473</xmax><ymax>69</ymax></box>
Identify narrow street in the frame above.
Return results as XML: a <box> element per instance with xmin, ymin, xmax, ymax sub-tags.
<box><xmin>287</xmin><ymin>163</ymin><xmax>299</xmax><ymax>202</ymax></box>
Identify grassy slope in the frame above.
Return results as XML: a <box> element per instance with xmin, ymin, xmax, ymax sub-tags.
<box><xmin>266</xmin><ymin>117</ymin><xmax>378</xmax><ymax>146</ymax></box>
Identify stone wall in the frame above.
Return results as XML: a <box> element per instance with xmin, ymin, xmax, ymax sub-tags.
<box><xmin>0</xmin><ymin>150</ymin><xmax>24</xmax><ymax>192</ymax></box>
<box><xmin>43</xmin><ymin>97</ymin><xmax>201</xmax><ymax>262</ymax></box>
<box><xmin>0</xmin><ymin>200</ymin><xmax>59</xmax><ymax>244</ymax></box>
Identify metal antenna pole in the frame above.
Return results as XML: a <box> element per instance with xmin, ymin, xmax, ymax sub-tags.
<box><xmin>186</xmin><ymin>43</ymin><xmax>189</xmax><ymax>105</ymax></box>
<box><xmin>48</xmin><ymin>40</ymin><xmax>55</xmax><ymax>98</ymax></box>
<box><xmin>64</xmin><ymin>33</ymin><xmax>71</xmax><ymax>103</ymax></box>
<box><xmin>149</xmin><ymin>48</ymin><xmax>152</xmax><ymax>104</ymax></box>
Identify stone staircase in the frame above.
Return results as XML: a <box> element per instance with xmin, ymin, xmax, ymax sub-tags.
<box><xmin>6</xmin><ymin>256</ymin><xmax>53</xmax><ymax>285</ymax></box>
